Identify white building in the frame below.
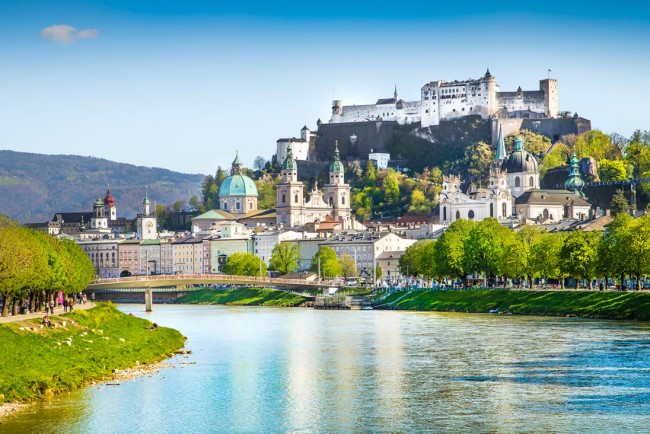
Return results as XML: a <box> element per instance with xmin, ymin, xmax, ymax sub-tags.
<box><xmin>330</xmin><ymin>70</ymin><xmax>558</xmax><ymax>128</ymax></box>
<box><xmin>368</xmin><ymin>150</ymin><xmax>390</xmax><ymax>170</ymax></box>
<box><xmin>276</xmin><ymin>126</ymin><xmax>313</xmax><ymax>164</ymax></box>
<box><xmin>253</xmin><ymin>230</ymin><xmax>306</xmax><ymax>264</ymax></box>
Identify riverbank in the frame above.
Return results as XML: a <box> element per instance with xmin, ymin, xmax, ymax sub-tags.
<box><xmin>175</xmin><ymin>287</ymin><xmax>310</xmax><ymax>307</ymax></box>
<box><xmin>0</xmin><ymin>303</ymin><xmax>185</xmax><ymax>412</ymax></box>
<box><xmin>375</xmin><ymin>289</ymin><xmax>650</xmax><ymax>320</ymax></box>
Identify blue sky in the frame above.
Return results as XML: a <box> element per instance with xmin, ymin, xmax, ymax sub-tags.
<box><xmin>1</xmin><ymin>0</ymin><xmax>649</xmax><ymax>175</ymax></box>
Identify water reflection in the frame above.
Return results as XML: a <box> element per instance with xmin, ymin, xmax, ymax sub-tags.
<box><xmin>3</xmin><ymin>307</ymin><xmax>650</xmax><ymax>433</ymax></box>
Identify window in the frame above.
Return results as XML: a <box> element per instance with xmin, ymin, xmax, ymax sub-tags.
<box><xmin>342</xmin><ymin>195</ymin><xmax>345</xmax><ymax>205</ymax></box>
<box><xmin>223</xmin><ymin>202</ymin><xmax>228</xmax><ymax>210</ymax></box>
<box><xmin>529</xmin><ymin>176</ymin><xmax>534</xmax><ymax>187</ymax></box>
<box><xmin>443</xmin><ymin>206</ymin><xmax>447</xmax><ymax>221</ymax></box>
<box><xmin>490</xmin><ymin>203</ymin><xmax>493</xmax><ymax>217</ymax></box>
<box><xmin>282</xmin><ymin>194</ymin><xmax>286</xmax><ymax>204</ymax></box>
<box><xmin>468</xmin><ymin>210</ymin><xmax>475</xmax><ymax>220</ymax></box>
<box><xmin>455</xmin><ymin>210</ymin><xmax>460</xmax><ymax>220</ymax></box>
<box><xmin>515</xmin><ymin>177</ymin><xmax>521</xmax><ymax>187</ymax></box>
<box><xmin>294</xmin><ymin>194</ymin><xmax>298</xmax><ymax>204</ymax></box>
<box><xmin>502</xmin><ymin>202</ymin><xmax>507</xmax><ymax>218</ymax></box>
<box><xmin>329</xmin><ymin>197</ymin><xmax>334</xmax><ymax>207</ymax></box>
<box><xmin>236</xmin><ymin>202</ymin><xmax>241</xmax><ymax>210</ymax></box>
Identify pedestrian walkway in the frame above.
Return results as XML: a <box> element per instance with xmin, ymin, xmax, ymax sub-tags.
<box><xmin>0</xmin><ymin>302</ymin><xmax>95</xmax><ymax>324</ymax></box>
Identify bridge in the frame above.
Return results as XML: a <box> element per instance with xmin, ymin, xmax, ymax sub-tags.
<box><xmin>88</xmin><ymin>274</ymin><xmax>329</xmax><ymax>290</ymax></box>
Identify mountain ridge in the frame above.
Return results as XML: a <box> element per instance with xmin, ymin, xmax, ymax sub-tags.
<box><xmin>0</xmin><ymin>150</ymin><xmax>205</xmax><ymax>223</ymax></box>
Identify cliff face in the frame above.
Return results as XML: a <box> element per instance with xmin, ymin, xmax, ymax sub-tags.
<box><xmin>0</xmin><ymin>150</ymin><xmax>204</xmax><ymax>223</ymax></box>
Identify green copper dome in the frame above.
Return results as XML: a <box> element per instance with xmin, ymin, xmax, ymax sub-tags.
<box><xmin>502</xmin><ymin>137</ymin><xmax>538</xmax><ymax>174</ymax></box>
<box><xmin>329</xmin><ymin>144</ymin><xmax>345</xmax><ymax>173</ymax></box>
<box><xmin>219</xmin><ymin>174</ymin><xmax>258</xmax><ymax>197</ymax></box>
<box><xmin>94</xmin><ymin>196</ymin><xmax>104</xmax><ymax>207</ymax></box>
<box><xmin>282</xmin><ymin>146</ymin><xmax>298</xmax><ymax>171</ymax></box>
<box><xmin>565</xmin><ymin>154</ymin><xmax>585</xmax><ymax>194</ymax></box>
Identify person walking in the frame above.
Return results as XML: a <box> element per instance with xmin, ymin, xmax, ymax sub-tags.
<box><xmin>49</xmin><ymin>300</ymin><xmax>54</xmax><ymax>315</ymax></box>
<box><xmin>63</xmin><ymin>298</ymin><xmax>68</xmax><ymax>313</ymax></box>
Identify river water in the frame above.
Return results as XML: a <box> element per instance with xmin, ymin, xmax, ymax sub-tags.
<box><xmin>3</xmin><ymin>305</ymin><xmax>650</xmax><ymax>433</ymax></box>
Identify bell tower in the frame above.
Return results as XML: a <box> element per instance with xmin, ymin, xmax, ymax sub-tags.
<box><xmin>323</xmin><ymin>142</ymin><xmax>351</xmax><ymax>228</ymax></box>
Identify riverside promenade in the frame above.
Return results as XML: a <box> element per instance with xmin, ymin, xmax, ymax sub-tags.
<box><xmin>0</xmin><ymin>302</ymin><xmax>95</xmax><ymax>324</ymax></box>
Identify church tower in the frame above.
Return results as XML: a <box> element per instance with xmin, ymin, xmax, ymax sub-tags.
<box><xmin>276</xmin><ymin>145</ymin><xmax>304</xmax><ymax>227</ymax></box>
<box><xmin>90</xmin><ymin>196</ymin><xmax>109</xmax><ymax>230</ymax></box>
<box><xmin>137</xmin><ymin>188</ymin><xmax>158</xmax><ymax>240</ymax></box>
<box><xmin>103</xmin><ymin>187</ymin><xmax>117</xmax><ymax>221</ymax></box>
<box><xmin>323</xmin><ymin>142</ymin><xmax>351</xmax><ymax>228</ymax></box>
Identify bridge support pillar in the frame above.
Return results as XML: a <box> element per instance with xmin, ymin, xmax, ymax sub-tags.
<box><xmin>145</xmin><ymin>287</ymin><xmax>153</xmax><ymax>312</ymax></box>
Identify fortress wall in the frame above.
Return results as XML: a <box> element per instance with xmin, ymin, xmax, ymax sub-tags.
<box><xmin>497</xmin><ymin>91</ymin><xmax>547</xmax><ymax>114</ymax></box>
<box><xmin>491</xmin><ymin>117</ymin><xmax>592</xmax><ymax>146</ymax></box>
<box><xmin>315</xmin><ymin>121</ymin><xmax>398</xmax><ymax>161</ymax></box>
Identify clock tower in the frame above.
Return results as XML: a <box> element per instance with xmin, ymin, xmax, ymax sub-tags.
<box><xmin>136</xmin><ymin>188</ymin><xmax>158</xmax><ymax>240</ymax></box>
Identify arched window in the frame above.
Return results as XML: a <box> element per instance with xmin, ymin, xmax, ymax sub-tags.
<box><xmin>502</xmin><ymin>202</ymin><xmax>507</xmax><ymax>218</ymax></box>
<box><xmin>468</xmin><ymin>210</ymin><xmax>475</xmax><ymax>219</ymax></box>
<box><xmin>455</xmin><ymin>210</ymin><xmax>460</xmax><ymax>220</ymax></box>
<box><xmin>223</xmin><ymin>202</ymin><xmax>228</xmax><ymax>210</ymax></box>
<box><xmin>543</xmin><ymin>209</ymin><xmax>549</xmax><ymax>219</ymax></box>
<box><xmin>329</xmin><ymin>197</ymin><xmax>334</xmax><ymax>207</ymax></box>
<box><xmin>490</xmin><ymin>203</ymin><xmax>494</xmax><ymax>217</ymax></box>
<box><xmin>515</xmin><ymin>177</ymin><xmax>521</xmax><ymax>187</ymax></box>
<box><xmin>294</xmin><ymin>194</ymin><xmax>298</xmax><ymax>204</ymax></box>
<box><xmin>529</xmin><ymin>176</ymin><xmax>534</xmax><ymax>187</ymax></box>
<box><xmin>282</xmin><ymin>194</ymin><xmax>286</xmax><ymax>204</ymax></box>
<box><xmin>342</xmin><ymin>195</ymin><xmax>345</xmax><ymax>205</ymax></box>
<box><xmin>443</xmin><ymin>206</ymin><xmax>447</xmax><ymax>221</ymax></box>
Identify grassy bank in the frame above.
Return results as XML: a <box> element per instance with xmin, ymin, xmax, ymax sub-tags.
<box><xmin>175</xmin><ymin>287</ymin><xmax>310</xmax><ymax>307</ymax></box>
<box><xmin>0</xmin><ymin>303</ymin><xmax>185</xmax><ymax>404</ymax></box>
<box><xmin>376</xmin><ymin>289</ymin><xmax>650</xmax><ymax>320</ymax></box>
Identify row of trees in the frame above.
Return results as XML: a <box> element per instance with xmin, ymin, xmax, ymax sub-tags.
<box><xmin>220</xmin><ymin>243</ymin><xmax>380</xmax><ymax>281</ymax></box>
<box><xmin>0</xmin><ymin>217</ymin><xmax>95</xmax><ymax>316</ymax></box>
<box><xmin>399</xmin><ymin>214</ymin><xmax>650</xmax><ymax>290</ymax></box>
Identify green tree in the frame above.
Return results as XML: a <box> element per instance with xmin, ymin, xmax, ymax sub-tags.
<box><xmin>531</xmin><ymin>232</ymin><xmax>566</xmax><ymax>288</ymax></box>
<box><xmin>269</xmin><ymin>242</ymin><xmax>300</xmax><ymax>275</ymax></box>
<box><xmin>463</xmin><ymin>218</ymin><xmax>511</xmax><ymax>285</ymax></box>
<box><xmin>433</xmin><ymin>219</ymin><xmax>475</xmax><ymax>282</ymax></box>
<box><xmin>311</xmin><ymin>246</ymin><xmax>341</xmax><ymax>279</ymax></box>
<box><xmin>541</xmin><ymin>143</ymin><xmax>571</xmax><ymax>177</ymax></box>
<box><xmin>599</xmin><ymin>159</ymin><xmax>629</xmax><ymax>182</ymax></box>
<box><xmin>465</xmin><ymin>141</ymin><xmax>493</xmax><ymax>185</ymax></box>
<box><xmin>399</xmin><ymin>240</ymin><xmax>430</xmax><ymax>277</ymax></box>
<box><xmin>339</xmin><ymin>254</ymin><xmax>357</xmax><ymax>279</ymax></box>
<box><xmin>188</xmin><ymin>195</ymin><xmax>201</xmax><ymax>211</ymax></box>
<box><xmin>610</xmin><ymin>189</ymin><xmax>630</xmax><ymax>215</ymax></box>
<box><xmin>256</xmin><ymin>175</ymin><xmax>279</xmax><ymax>210</ymax></box>
<box><xmin>574</xmin><ymin>130</ymin><xmax>620</xmax><ymax>161</ymax></box>
<box><xmin>365</xmin><ymin>160</ymin><xmax>377</xmax><ymax>186</ymax></box>
<box><xmin>383</xmin><ymin>169</ymin><xmax>400</xmax><ymax>206</ymax></box>
<box><xmin>559</xmin><ymin>230</ymin><xmax>600</xmax><ymax>289</ymax></box>
<box><xmin>621</xmin><ymin>215</ymin><xmax>650</xmax><ymax>290</ymax></box>
<box><xmin>222</xmin><ymin>252</ymin><xmax>267</xmax><ymax>277</ymax></box>
<box><xmin>253</xmin><ymin>156</ymin><xmax>267</xmax><ymax>171</ymax></box>
<box><xmin>505</xmin><ymin>130</ymin><xmax>552</xmax><ymax>155</ymax></box>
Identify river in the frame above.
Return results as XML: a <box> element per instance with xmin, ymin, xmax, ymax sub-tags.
<box><xmin>3</xmin><ymin>305</ymin><xmax>650</xmax><ymax>433</ymax></box>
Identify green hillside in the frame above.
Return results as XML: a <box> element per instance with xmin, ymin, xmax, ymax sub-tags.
<box><xmin>0</xmin><ymin>150</ymin><xmax>205</xmax><ymax>223</ymax></box>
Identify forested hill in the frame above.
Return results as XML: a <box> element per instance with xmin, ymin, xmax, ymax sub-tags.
<box><xmin>0</xmin><ymin>150</ymin><xmax>205</xmax><ymax>223</ymax></box>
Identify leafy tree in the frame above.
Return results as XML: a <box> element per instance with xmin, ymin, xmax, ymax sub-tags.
<box><xmin>399</xmin><ymin>240</ymin><xmax>430</xmax><ymax>277</ymax></box>
<box><xmin>433</xmin><ymin>219</ymin><xmax>475</xmax><ymax>282</ymax></box>
<box><xmin>463</xmin><ymin>218</ymin><xmax>511</xmax><ymax>285</ymax></box>
<box><xmin>222</xmin><ymin>252</ymin><xmax>267</xmax><ymax>277</ymax></box>
<box><xmin>532</xmin><ymin>232</ymin><xmax>566</xmax><ymax>287</ymax></box>
<box><xmin>599</xmin><ymin>213</ymin><xmax>633</xmax><ymax>289</ymax></box>
<box><xmin>253</xmin><ymin>156</ymin><xmax>267</xmax><ymax>171</ymax></box>
<box><xmin>310</xmin><ymin>246</ymin><xmax>341</xmax><ymax>279</ymax></box>
<box><xmin>383</xmin><ymin>169</ymin><xmax>400</xmax><ymax>206</ymax></box>
<box><xmin>256</xmin><ymin>175</ymin><xmax>279</xmax><ymax>210</ymax></box>
<box><xmin>598</xmin><ymin>159</ymin><xmax>629</xmax><ymax>182</ymax></box>
<box><xmin>559</xmin><ymin>230</ymin><xmax>600</xmax><ymax>289</ymax></box>
<box><xmin>574</xmin><ymin>130</ymin><xmax>620</xmax><ymax>161</ymax></box>
<box><xmin>505</xmin><ymin>130</ymin><xmax>551</xmax><ymax>155</ymax></box>
<box><xmin>339</xmin><ymin>254</ymin><xmax>357</xmax><ymax>279</ymax></box>
<box><xmin>541</xmin><ymin>143</ymin><xmax>571</xmax><ymax>177</ymax></box>
<box><xmin>465</xmin><ymin>141</ymin><xmax>493</xmax><ymax>186</ymax></box>
<box><xmin>365</xmin><ymin>160</ymin><xmax>377</xmax><ymax>186</ymax></box>
<box><xmin>188</xmin><ymin>195</ymin><xmax>201</xmax><ymax>211</ymax></box>
<box><xmin>610</xmin><ymin>189</ymin><xmax>630</xmax><ymax>215</ymax></box>
<box><xmin>269</xmin><ymin>242</ymin><xmax>300</xmax><ymax>275</ymax></box>
<box><xmin>618</xmin><ymin>215</ymin><xmax>650</xmax><ymax>290</ymax></box>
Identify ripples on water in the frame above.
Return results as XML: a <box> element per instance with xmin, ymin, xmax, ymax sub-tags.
<box><xmin>3</xmin><ymin>306</ymin><xmax>650</xmax><ymax>433</ymax></box>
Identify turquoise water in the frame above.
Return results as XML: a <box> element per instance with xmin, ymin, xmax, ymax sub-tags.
<box><xmin>3</xmin><ymin>305</ymin><xmax>650</xmax><ymax>433</ymax></box>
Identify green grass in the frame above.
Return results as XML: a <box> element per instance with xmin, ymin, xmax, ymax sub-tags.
<box><xmin>0</xmin><ymin>303</ymin><xmax>185</xmax><ymax>404</ymax></box>
<box><xmin>175</xmin><ymin>287</ymin><xmax>310</xmax><ymax>307</ymax></box>
<box><xmin>376</xmin><ymin>289</ymin><xmax>650</xmax><ymax>320</ymax></box>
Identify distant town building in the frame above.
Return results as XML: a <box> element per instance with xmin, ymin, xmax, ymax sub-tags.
<box><xmin>276</xmin><ymin>126</ymin><xmax>313</xmax><ymax>164</ymax></box>
<box><xmin>368</xmin><ymin>150</ymin><xmax>390</xmax><ymax>169</ymax></box>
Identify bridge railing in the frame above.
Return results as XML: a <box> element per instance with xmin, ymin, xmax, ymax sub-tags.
<box><xmin>91</xmin><ymin>274</ymin><xmax>330</xmax><ymax>287</ymax></box>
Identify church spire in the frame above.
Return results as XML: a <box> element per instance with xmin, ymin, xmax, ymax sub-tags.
<box><xmin>394</xmin><ymin>84</ymin><xmax>398</xmax><ymax>100</ymax></box>
<box><xmin>495</xmin><ymin>124</ymin><xmax>506</xmax><ymax>162</ymax></box>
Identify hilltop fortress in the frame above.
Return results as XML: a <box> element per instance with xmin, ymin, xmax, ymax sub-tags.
<box><xmin>330</xmin><ymin>69</ymin><xmax>557</xmax><ymax>127</ymax></box>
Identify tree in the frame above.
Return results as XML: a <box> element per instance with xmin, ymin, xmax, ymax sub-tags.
<box><xmin>610</xmin><ymin>189</ymin><xmax>630</xmax><ymax>215</ymax></box>
<box><xmin>559</xmin><ymin>230</ymin><xmax>600</xmax><ymax>289</ymax></box>
<box><xmin>433</xmin><ymin>219</ymin><xmax>475</xmax><ymax>282</ymax></box>
<box><xmin>253</xmin><ymin>156</ymin><xmax>267</xmax><ymax>172</ymax></box>
<box><xmin>541</xmin><ymin>143</ymin><xmax>571</xmax><ymax>177</ymax></box>
<box><xmin>465</xmin><ymin>141</ymin><xmax>493</xmax><ymax>185</ymax></box>
<box><xmin>365</xmin><ymin>160</ymin><xmax>377</xmax><ymax>186</ymax></box>
<box><xmin>531</xmin><ymin>232</ymin><xmax>566</xmax><ymax>288</ymax></box>
<box><xmin>222</xmin><ymin>252</ymin><xmax>267</xmax><ymax>277</ymax></box>
<box><xmin>505</xmin><ymin>130</ymin><xmax>552</xmax><ymax>155</ymax></box>
<box><xmin>463</xmin><ymin>218</ymin><xmax>511</xmax><ymax>285</ymax></box>
<box><xmin>619</xmin><ymin>215</ymin><xmax>650</xmax><ymax>290</ymax></box>
<box><xmin>269</xmin><ymin>242</ymin><xmax>300</xmax><ymax>275</ymax></box>
<box><xmin>598</xmin><ymin>159</ymin><xmax>629</xmax><ymax>182</ymax></box>
<box><xmin>339</xmin><ymin>254</ymin><xmax>357</xmax><ymax>279</ymax></box>
<box><xmin>574</xmin><ymin>130</ymin><xmax>620</xmax><ymax>161</ymax></box>
<box><xmin>310</xmin><ymin>246</ymin><xmax>341</xmax><ymax>279</ymax></box>
<box><xmin>256</xmin><ymin>175</ymin><xmax>279</xmax><ymax>210</ymax></box>
<box><xmin>383</xmin><ymin>169</ymin><xmax>400</xmax><ymax>206</ymax></box>
<box><xmin>188</xmin><ymin>195</ymin><xmax>201</xmax><ymax>211</ymax></box>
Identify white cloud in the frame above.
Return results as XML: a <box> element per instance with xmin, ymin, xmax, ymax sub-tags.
<box><xmin>40</xmin><ymin>24</ymin><xmax>99</xmax><ymax>44</ymax></box>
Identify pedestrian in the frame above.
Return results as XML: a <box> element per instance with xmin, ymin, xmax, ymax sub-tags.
<box><xmin>42</xmin><ymin>315</ymin><xmax>52</xmax><ymax>328</ymax></box>
<box><xmin>91</xmin><ymin>292</ymin><xmax>96</xmax><ymax>303</ymax></box>
<box><xmin>63</xmin><ymin>298</ymin><xmax>68</xmax><ymax>313</ymax></box>
<box><xmin>49</xmin><ymin>300</ymin><xmax>54</xmax><ymax>315</ymax></box>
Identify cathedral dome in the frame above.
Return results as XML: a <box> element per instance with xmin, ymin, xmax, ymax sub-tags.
<box><xmin>502</xmin><ymin>137</ymin><xmax>538</xmax><ymax>174</ymax></box>
<box><xmin>219</xmin><ymin>174</ymin><xmax>258</xmax><ymax>197</ymax></box>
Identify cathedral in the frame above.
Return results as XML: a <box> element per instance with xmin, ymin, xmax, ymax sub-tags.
<box><xmin>440</xmin><ymin>127</ymin><xmax>591</xmax><ymax>225</ymax></box>
<box><xmin>276</xmin><ymin>143</ymin><xmax>353</xmax><ymax>229</ymax></box>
